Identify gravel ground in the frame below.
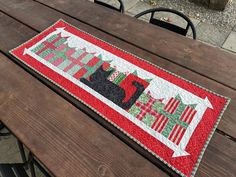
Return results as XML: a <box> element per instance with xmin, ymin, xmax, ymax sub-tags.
<box><xmin>143</xmin><ymin>0</ymin><xmax>236</xmax><ymax>31</ymax></box>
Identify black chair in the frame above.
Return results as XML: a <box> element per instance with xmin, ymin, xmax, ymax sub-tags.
<box><xmin>135</xmin><ymin>8</ymin><xmax>196</xmax><ymax>39</ymax></box>
<box><xmin>0</xmin><ymin>122</ymin><xmax>4</xmax><ymax>129</ymax></box>
<box><xmin>94</xmin><ymin>0</ymin><xmax>124</xmax><ymax>13</ymax></box>
<box><xmin>0</xmin><ymin>122</ymin><xmax>11</xmax><ymax>136</ymax></box>
<box><xmin>0</xmin><ymin>153</ymin><xmax>35</xmax><ymax>177</ymax></box>
<box><xmin>0</xmin><ymin>153</ymin><xmax>52</xmax><ymax>177</ymax></box>
<box><xmin>0</xmin><ymin>122</ymin><xmax>52</xmax><ymax>177</ymax></box>
<box><xmin>0</xmin><ymin>122</ymin><xmax>27</xmax><ymax>163</ymax></box>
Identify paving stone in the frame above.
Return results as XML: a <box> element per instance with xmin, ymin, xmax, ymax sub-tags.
<box><xmin>0</xmin><ymin>136</ymin><xmax>21</xmax><ymax>163</ymax></box>
<box><xmin>89</xmin><ymin>0</ymin><xmax>118</xmax><ymax>10</ymax></box>
<box><xmin>122</xmin><ymin>0</ymin><xmax>140</xmax><ymax>10</ymax></box>
<box><xmin>99</xmin><ymin>0</ymin><xmax>139</xmax><ymax>11</ymax></box>
<box><xmin>0</xmin><ymin>136</ymin><xmax>44</xmax><ymax>177</ymax></box>
<box><xmin>222</xmin><ymin>31</ymin><xmax>236</xmax><ymax>53</ymax></box>
<box><xmin>127</xmin><ymin>1</ymin><xmax>153</xmax><ymax>19</ymax></box>
<box><xmin>190</xmin><ymin>18</ymin><xmax>201</xmax><ymax>27</ymax></box>
<box><xmin>195</xmin><ymin>22</ymin><xmax>231</xmax><ymax>46</ymax></box>
<box><xmin>199</xmin><ymin>40</ymin><xmax>236</xmax><ymax>55</ymax></box>
<box><xmin>233</xmin><ymin>25</ymin><xmax>236</xmax><ymax>32</ymax></box>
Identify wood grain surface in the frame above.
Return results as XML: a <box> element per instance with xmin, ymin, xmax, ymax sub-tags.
<box><xmin>0</xmin><ymin>0</ymin><xmax>235</xmax><ymax>138</ymax></box>
<box><xmin>0</xmin><ymin>53</ymin><xmax>169</xmax><ymax>177</ymax></box>
<box><xmin>34</xmin><ymin>0</ymin><xmax>236</xmax><ymax>89</ymax></box>
<box><xmin>0</xmin><ymin>1</ymin><xmax>235</xmax><ymax>177</ymax></box>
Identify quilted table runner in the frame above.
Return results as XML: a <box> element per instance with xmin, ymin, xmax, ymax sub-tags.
<box><xmin>10</xmin><ymin>20</ymin><xmax>230</xmax><ymax>177</ymax></box>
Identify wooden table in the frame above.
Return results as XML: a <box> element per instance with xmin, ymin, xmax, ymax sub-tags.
<box><xmin>0</xmin><ymin>0</ymin><xmax>235</xmax><ymax>176</ymax></box>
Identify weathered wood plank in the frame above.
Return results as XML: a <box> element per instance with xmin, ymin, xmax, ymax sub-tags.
<box><xmin>196</xmin><ymin>133</ymin><xmax>236</xmax><ymax>177</ymax></box>
<box><xmin>0</xmin><ymin>52</ymin><xmax>235</xmax><ymax>177</ymax></box>
<box><xmin>0</xmin><ymin>13</ymin><xmax>37</xmax><ymax>52</ymax></box>
<box><xmin>0</xmin><ymin>0</ymin><xmax>235</xmax><ymax>139</ymax></box>
<box><xmin>32</xmin><ymin>0</ymin><xmax>236</xmax><ymax>89</ymax></box>
<box><xmin>0</xmin><ymin>13</ymin><xmax>173</xmax><ymax>177</ymax></box>
<box><xmin>0</xmin><ymin>52</ymin><xmax>169</xmax><ymax>177</ymax></box>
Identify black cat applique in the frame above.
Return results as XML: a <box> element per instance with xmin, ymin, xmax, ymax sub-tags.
<box><xmin>80</xmin><ymin>66</ymin><xmax>145</xmax><ymax>109</ymax></box>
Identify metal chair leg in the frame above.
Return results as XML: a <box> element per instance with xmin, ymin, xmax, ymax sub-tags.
<box><xmin>0</xmin><ymin>123</ymin><xmax>11</xmax><ymax>136</ymax></box>
<box><xmin>29</xmin><ymin>160</ymin><xmax>36</xmax><ymax>177</ymax></box>
<box><xmin>24</xmin><ymin>152</ymin><xmax>51</xmax><ymax>177</ymax></box>
<box><xmin>24</xmin><ymin>152</ymin><xmax>36</xmax><ymax>177</ymax></box>
<box><xmin>34</xmin><ymin>160</ymin><xmax>51</xmax><ymax>177</ymax></box>
<box><xmin>0</xmin><ymin>132</ymin><xmax>11</xmax><ymax>136</ymax></box>
<box><xmin>0</xmin><ymin>122</ymin><xmax>4</xmax><ymax>130</ymax></box>
<box><xmin>0</xmin><ymin>124</ymin><xmax>50</xmax><ymax>177</ymax></box>
<box><xmin>17</xmin><ymin>139</ymin><xmax>27</xmax><ymax>163</ymax></box>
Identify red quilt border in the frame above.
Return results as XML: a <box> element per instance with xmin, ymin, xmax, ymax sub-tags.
<box><xmin>9</xmin><ymin>19</ymin><xmax>230</xmax><ymax>177</ymax></box>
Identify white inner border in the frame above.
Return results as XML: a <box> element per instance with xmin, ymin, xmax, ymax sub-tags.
<box><xmin>24</xmin><ymin>27</ymin><xmax>215</xmax><ymax>158</ymax></box>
